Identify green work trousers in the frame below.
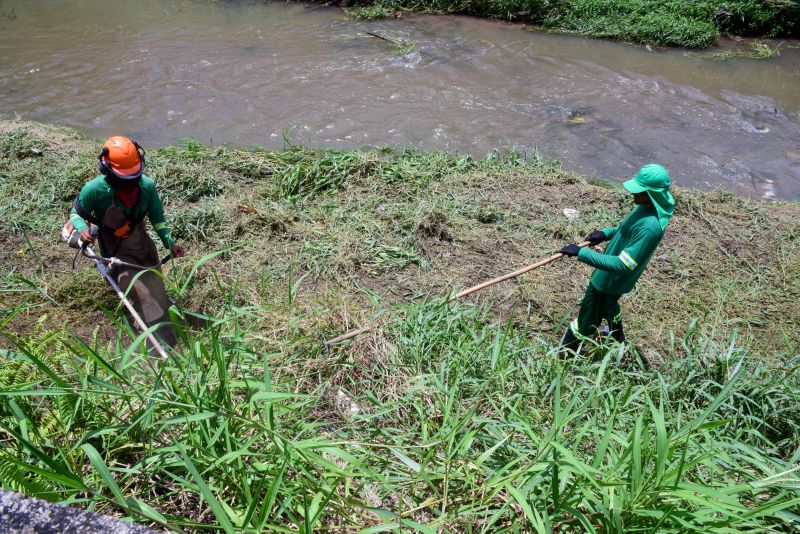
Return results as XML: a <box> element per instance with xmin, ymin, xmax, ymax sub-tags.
<box><xmin>569</xmin><ymin>283</ymin><xmax>622</xmax><ymax>339</ymax></box>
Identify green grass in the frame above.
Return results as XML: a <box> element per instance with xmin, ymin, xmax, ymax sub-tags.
<box><xmin>1</xmin><ymin>119</ymin><xmax>799</xmax><ymax>529</ymax></box>
<box><xmin>1</xmin><ymin>288</ymin><xmax>799</xmax><ymax>531</ymax></box>
<box><xmin>335</xmin><ymin>0</ymin><xmax>800</xmax><ymax>48</ymax></box>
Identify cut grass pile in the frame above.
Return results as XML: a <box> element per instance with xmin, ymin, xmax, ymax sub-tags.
<box><xmin>341</xmin><ymin>0</ymin><xmax>800</xmax><ymax>48</ymax></box>
<box><xmin>0</xmin><ymin>119</ymin><xmax>799</xmax><ymax>530</ymax></box>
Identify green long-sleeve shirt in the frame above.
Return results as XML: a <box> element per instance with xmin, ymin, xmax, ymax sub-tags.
<box><xmin>578</xmin><ymin>205</ymin><xmax>664</xmax><ymax>295</ymax></box>
<box><xmin>69</xmin><ymin>175</ymin><xmax>174</xmax><ymax>248</ymax></box>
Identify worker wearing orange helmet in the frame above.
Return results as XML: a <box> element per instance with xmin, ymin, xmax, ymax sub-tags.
<box><xmin>69</xmin><ymin>136</ymin><xmax>184</xmax><ymax>348</ymax></box>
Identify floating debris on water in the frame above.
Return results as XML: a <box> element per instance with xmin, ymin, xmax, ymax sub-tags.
<box><xmin>759</xmin><ymin>178</ymin><xmax>777</xmax><ymax>199</ymax></box>
<box><xmin>567</xmin><ymin>108</ymin><xmax>594</xmax><ymax>125</ymax></box>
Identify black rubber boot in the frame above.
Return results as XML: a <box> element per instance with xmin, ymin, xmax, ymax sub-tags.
<box><xmin>609</xmin><ymin>321</ymin><xmax>625</xmax><ymax>344</ymax></box>
<box><xmin>560</xmin><ymin>328</ymin><xmax>582</xmax><ymax>355</ymax></box>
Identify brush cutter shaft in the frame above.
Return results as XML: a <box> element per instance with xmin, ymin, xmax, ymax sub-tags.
<box><xmin>81</xmin><ymin>247</ymin><xmax>171</xmax><ymax>270</ymax></box>
<box><xmin>325</xmin><ymin>241</ymin><xmax>592</xmax><ymax>346</ymax></box>
<box><xmin>85</xmin><ymin>245</ymin><xmax>170</xmax><ymax>360</ymax></box>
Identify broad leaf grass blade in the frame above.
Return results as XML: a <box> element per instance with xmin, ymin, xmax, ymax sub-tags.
<box><xmin>179</xmin><ymin>450</ymin><xmax>236</xmax><ymax>533</ymax></box>
<box><xmin>81</xmin><ymin>443</ymin><xmax>127</xmax><ymax>507</ymax></box>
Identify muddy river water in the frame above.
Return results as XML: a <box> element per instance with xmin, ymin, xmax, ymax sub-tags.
<box><xmin>1</xmin><ymin>0</ymin><xmax>799</xmax><ymax>199</ymax></box>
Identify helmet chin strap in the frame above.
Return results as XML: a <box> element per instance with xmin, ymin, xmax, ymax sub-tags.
<box><xmin>104</xmin><ymin>173</ymin><xmax>141</xmax><ymax>190</ymax></box>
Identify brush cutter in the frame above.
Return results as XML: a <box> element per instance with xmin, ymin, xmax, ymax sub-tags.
<box><xmin>61</xmin><ymin>223</ymin><xmax>172</xmax><ymax>360</ymax></box>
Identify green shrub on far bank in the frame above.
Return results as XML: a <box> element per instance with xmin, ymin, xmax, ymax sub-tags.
<box><xmin>341</xmin><ymin>0</ymin><xmax>800</xmax><ymax>48</ymax></box>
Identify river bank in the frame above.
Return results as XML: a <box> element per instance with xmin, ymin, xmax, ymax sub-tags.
<box><xmin>1</xmin><ymin>120</ymin><xmax>799</xmax><ymax>531</ymax></box>
<box><xmin>2</xmin><ymin>119</ymin><xmax>798</xmax><ymax>357</ymax></box>
<box><xmin>336</xmin><ymin>0</ymin><xmax>800</xmax><ymax>47</ymax></box>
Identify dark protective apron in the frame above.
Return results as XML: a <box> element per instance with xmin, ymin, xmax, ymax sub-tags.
<box><xmin>98</xmin><ymin>198</ymin><xmax>177</xmax><ymax>347</ymax></box>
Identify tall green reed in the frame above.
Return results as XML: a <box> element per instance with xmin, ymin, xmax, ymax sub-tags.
<box><xmin>1</xmin><ymin>274</ymin><xmax>798</xmax><ymax>532</ymax></box>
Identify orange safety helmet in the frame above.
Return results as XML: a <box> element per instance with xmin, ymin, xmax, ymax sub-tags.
<box><xmin>98</xmin><ymin>136</ymin><xmax>145</xmax><ymax>180</ymax></box>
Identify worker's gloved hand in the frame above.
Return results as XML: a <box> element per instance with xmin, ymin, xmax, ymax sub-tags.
<box><xmin>79</xmin><ymin>228</ymin><xmax>95</xmax><ymax>244</ymax></box>
<box><xmin>171</xmin><ymin>243</ymin><xmax>185</xmax><ymax>258</ymax></box>
<box><xmin>585</xmin><ymin>230</ymin><xmax>607</xmax><ymax>246</ymax></box>
<box><xmin>559</xmin><ymin>244</ymin><xmax>581</xmax><ymax>257</ymax></box>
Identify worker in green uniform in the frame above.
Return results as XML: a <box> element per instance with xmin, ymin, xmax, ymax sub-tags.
<box><xmin>558</xmin><ymin>163</ymin><xmax>674</xmax><ymax>353</ymax></box>
<box><xmin>70</xmin><ymin>136</ymin><xmax>184</xmax><ymax>348</ymax></box>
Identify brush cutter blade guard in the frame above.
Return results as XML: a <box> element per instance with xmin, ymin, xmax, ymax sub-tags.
<box><xmin>61</xmin><ymin>220</ymin><xmax>82</xmax><ymax>249</ymax></box>
<box><xmin>61</xmin><ymin>220</ymin><xmax>97</xmax><ymax>249</ymax></box>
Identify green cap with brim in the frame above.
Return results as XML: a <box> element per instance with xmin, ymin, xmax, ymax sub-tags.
<box><xmin>623</xmin><ymin>178</ymin><xmax>648</xmax><ymax>194</ymax></box>
<box><xmin>623</xmin><ymin>163</ymin><xmax>670</xmax><ymax>193</ymax></box>
<box><xmin>624</xmin><ymin>164</ymin><xmax>675</xmax><ymax>231</ymax></box>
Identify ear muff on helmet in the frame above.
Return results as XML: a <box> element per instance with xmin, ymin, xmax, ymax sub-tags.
<box><xmin>132</xmin><ymin>139</ymin><xmax>146</xmax><ymax>168</ymax></box>
<box><xmin>98</xmin><ymin>146</ymin><xmax>112</xmax><ymax>176</ymax></box>
<box><xmin>98</xmin><ymin>136</ymin><xmax>145</xmax><ymax>180</ymax></box>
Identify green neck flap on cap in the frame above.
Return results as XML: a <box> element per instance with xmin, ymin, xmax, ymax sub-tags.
<box><xmin>635</xmin><ymin>164</ymin><xmax>674</xmax><ymax>231</ymax></box>
<box><xmin>647</xmin><ymin>188</ymin><xmax>674</xmax><ymax>231</ymax></box>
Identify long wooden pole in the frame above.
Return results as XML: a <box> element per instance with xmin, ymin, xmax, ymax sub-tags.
<box><xmin>447</xmin><ymin>241</ymin><xmax>591</xmax><ymax>302</ymax></box>
<box><xmin>324</xmin><ymin>241</ymin><xmax>591</xmax><ymax>347</ymax></box>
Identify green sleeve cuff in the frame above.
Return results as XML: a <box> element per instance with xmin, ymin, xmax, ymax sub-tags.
<box><xmin>153</xmin><ymin>220</ymin><xmax>174</xmax><ymax>248</ymax></box>
<box><xmin>602</xmin><ymin>227</ymin><xmax>618</xmax><ymax>239</ymax></box>
<box><xmin>578</xmin><ymin>247</ymin><xmax>629</xmax><ymax>273</ymax></box>
<box><xmin>69</xmin><ymin>210</ymin><xmax>88</xmax><ymax>233</ymax></box>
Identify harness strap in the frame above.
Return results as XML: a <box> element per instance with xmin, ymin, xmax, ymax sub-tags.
<box><xmin>73</xmin><ymin>196</ymin><xmax>102</xmax><ymax>227</ymax></box>
<box><xmin>73</xmin><ymin>194</ymin><xmax>147</xmax><ymax>258</ymax></box>
<box><xmin>73</xmin><ymin>195</ymin><xmax>147</xmax><ymax>232</ymax></box>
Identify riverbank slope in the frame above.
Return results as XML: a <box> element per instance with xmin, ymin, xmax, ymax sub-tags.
<box><xmin>2</xmin><ymin>119</ymin><xmax>797</xmax><ymax>357</ymax></box>
<box><xmin>1</xmin><ymin>120</ymin><xmax>799</xmax><ymax>531</ymax></box>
